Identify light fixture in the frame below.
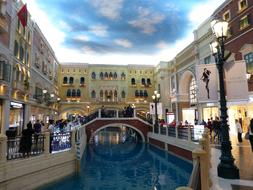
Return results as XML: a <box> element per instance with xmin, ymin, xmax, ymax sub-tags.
<box><xmin>57</xmin><ymin>97</ymin><xmax>61</xmax><ymax>101</ymax></box>
<box><xmin>211</xmin><ymin>19</ymin><xmax>229</xmax><ymax>38</ymax></box>
<box><xmin>42</xmin><ymin>89</ymin><xmax>47</xmax><ymax>94</ymax></box>
<box><xmin>246</xmin><ymin>72</ymin><xmax>251</xmax><ymax>80</ymax></box>
<box><xmin>210</xmin><ymin>41</ymin><xmax>218</xmax><ymax>55</ymax></box>
<box><xmin>50</xmin><ymin>93</ymin><xmax>54</xmax><ymax>98</ymax></box>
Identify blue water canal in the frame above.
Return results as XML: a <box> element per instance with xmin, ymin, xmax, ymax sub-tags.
<box><xmin>40</xmin><ymin>128</ymin><xmax>193</xmax><ymax>190</ymax></box>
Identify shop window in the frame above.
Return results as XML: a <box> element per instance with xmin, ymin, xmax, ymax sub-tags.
<box><xmin>69</xmin><ymin>77</ymin><xmax>74</xmax><ymax>84</ymax></box>
<box><xmin>140</xmin><ymin>90</ymin><xmax>144</xmax><ymax>97</ymax></box>
<box><xmin>113</xmin><ymin>72</ymin><xmax>117</xmax><ymax>79</ymax></box>
<box><xmin>141</xmin><ymin>78</ymin><xmax>145</xmax><ymax>85</ymax></box>
<box><xmin>63</xmin><ymin>77</ymin><xmax>68</xmax><ymax>84</ymax></box>
<box><xmin>244</xmin><ymin>52</ymin><xmax>253</xmax><ymax>73</ymax></box>
<box><xmin>144</xmin><ymin>90</ymin><xmax>148</xmax><ymax>97</ymax></box>
<box><xmin>238</xmin><ymin>0</ymin><xmax>247</xmax><ymax>11</ymax></box>
<box><xmin>121</xmin><ymin>72</ymin><xmax>126</xmax><ymax>79</ymax></box>
<box><xmin>72</xmin><ymin>89</ymin><xmax>76</xmax><ymax>97</ymax></box>
<box><xmin>91</xmin><ymin>90</ymin><xmax>96</xmax><ymax>98</ymax></box>
<box><xmin>9</xmin><ymin>102</ymin><xmax>24</xmax><ymax>134</ymax></box>
<box><xmin>189</xmin><ymin>77</ymin><xmax>197</xmax><ymax>104</ymax></box>
<box><xmin>100</xmin><ymin>72</ymin><xmax>104</xmax><ymax>79</ymax></box>
<box><xmin>240</xmin><ymin>15</ymin><xmax>250</xmax><ymax>30</ymax></box>
<box><xmin>131</xmin><ymin>78</ymin><xmax>136</xmax><ymax>85</ymax></box>
<box><xmin>77</xmin><ymin>89</ymin><xmax>81</xmax><ymax>97</ymax></box>
<box><xmin>80</xmin><ymin>77</ymin><xmax>85</xmax><ymax>84</ymax></box>
<box><xmin>14</xmin><ymin>40</ymin><xmax>19</xmax><ymax>57</ymax></box>
<box><xmin>67</xmin><ymin>89</ymin><xmax>71</xmax><ymax>97</ymax></box>
<box><xmin>91</xmin><ymin>72</ymin><xmax>96</xmax><ymax>79</ymax></box>
<box><xmin>204</xmin><ymin>56</ymin><xmax>211</xmax><ymax>64</ymax></box>
<box><xmin>135</xmin><ymin>90</ymin><xmax>139</xmax><ymax>97</ymax></box>
<box><xmin>121</xmin><ymin>90</ymin><xmax>126</xmax><ymax>98</ymax></box>
<box><xmin>227</xmin><ymin>26</ymin><xmax>233</xmax><ymax>38</ymax></box>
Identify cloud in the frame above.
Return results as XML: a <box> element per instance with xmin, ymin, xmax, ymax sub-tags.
<box><xmin>74</xmin><ymin>34</ymin><xmax>89</xmax><ymax>42</ymax></box>
<box><xmin>58</xmin><ymin>20</ymin><xmax>72</xmax><ymax>31</ymax></box>
<box><xmin>129</xmin><ymin>7</ymin><xmax>165</xmax><ymax>34</ymax></box>
<box><xmin>156</xmin><ymin>41</ymin><xmax>167</xmax><ymax>49</ymax></box>
<box><xmin>89</xmin><ymin>24</ymin><xmax>108</xmax><ymax>37</ymax></box>
<box><xmin>114</xmin><ymin>39</ymin><xmax>132</xmax><ymax>48</ymax></box>
<box><xmin>188</xmin><ymin>0</ymin><xmax>226</xmax><ymax>29</ymax></box>
<box><xmin>89</xmin><ymin>0</ymin><xmax>124</xmax><ymax>20</ymax></box>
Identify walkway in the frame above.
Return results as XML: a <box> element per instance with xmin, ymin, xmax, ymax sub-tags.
<box><xmin>211</xmin><ymin>135</ymin><xmax>253</xmax><ymax>190</ymax></box>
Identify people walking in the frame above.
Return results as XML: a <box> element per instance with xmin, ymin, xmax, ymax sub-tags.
<box><xmin>248</xmin><ymin>118</ymin><xmax>253</xmax><ymax>152</ymax></box>
<box><xmin>19</xmin><ymin>121</ymin><xmax>34</xmax><ymax>157</ymax></box>
<box><xmin>235</xmin><ymin>119</ymin><xmax>243</xmax><ymax>143</ymax></box>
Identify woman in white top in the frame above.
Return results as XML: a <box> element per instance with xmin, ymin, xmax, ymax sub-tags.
<box><xmin>248</xmin><ymin>119</ymin><xmax>253</xmax><ymax>152</ymax></box>
<box><xmin>235</xmin><ymin>119</ymin><xmax>242</xmax><ymax>143</ymax></box>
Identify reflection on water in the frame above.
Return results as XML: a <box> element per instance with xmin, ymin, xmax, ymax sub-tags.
<box><xmin>94</xmin><ymin>127</ymin><xmax>140</xmax><ymax>145</ymax></box>
<box><xmin>40</xmin><ymin>128</ymin><xmax>193</xmax><ymax>190</ymax></box>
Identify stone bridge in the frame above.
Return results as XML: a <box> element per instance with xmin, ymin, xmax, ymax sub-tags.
<box><xmin>84</xmin><ymin>118</ymin><xmax>153</xmax><ymax>143</ymax></box>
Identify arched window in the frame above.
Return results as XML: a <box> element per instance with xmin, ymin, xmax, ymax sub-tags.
<box><xmin>67</xmin><ymin>89</ymin><xmax>71</xmax><ymax>97</ymax></box>
<box><xmin>144</xmin><ymin>90</ymin><xmax>148</xmax><ymax>97</ymax></box>
<box><xmin>109</xmin><ymin>72</ymin><xmax>113</xmax><ymax>79</ymax></box>
<box><xmin>135</xmin><ymin>90</ymin><xmax>139</xmax><ymax>97</ymax></box>
<box><xmin>63</xmin><ymin>77</ymin><xmax>68</xmax><ymax>84</ymax></box>
<box><xmin>189</xmin><ymin>77</ymin><xmax>197</xmax><ymax>104</ymax></box>
<box><xmin>91</xmin><ymin>72</ymin><xmax>96</xmax><ymax>79</ymax></box>
<box><xmin>16</xmin><ymin>69</ymin><xmax>20</xmax><ymax>81</ymax></box>
<box><xmin>141</xmin><ymin>78</ymin><xmax>145</xmax><ymax>85</ymax></box>
<box><xmin>20</xmin><ymin>46</ymin><xmax>24</xmax><ymax>62</ymax></box>
<box><xmin>121</xmin><ymin>91</ymin><xmax>126</xmax><ymax>98</ymax></box>
<box><xmin>72</xmin><ymin>89</ymin><xmax>76</xmax><ymax>97</ymax></box>
<box><xmin>109</xmin><ymin>90</ymin><xmax>113</xmax><ymax>97</ymax></box>
<box><xmin>100</xmin><ymin>90</ymin><xmax>103</xmax><ymax>98</ymax></box>
<box><xmin>91</xmin><ymin>90</ymin><xmax>96</xmax><ymax>98</ymax></box>
<box><xmin>104</xmin><ymin>72</ymin><xmax>108</xmax><ymax>79</ymax></box>
<box><xmin>113</xmin><ymin>72</ymin><xmax>117</xmax><ymax>79</ymax></box>
<box><xmin>105</xmin><ymin>90</ymin><xmax>108</xmax><ymax>97</ymax></box>
<box><xmin>140</xmin><ymin>90</ymin><xmax>144</xmax><ymax>97</ymax></box>
<box><xmin>69</xmin><ymin>77</ymin><xmax>74</xmax><ymax>84</ymax></box>
<box><xmin>80</xmin><ymin>77</ymin><xmax>85</xmax><ymax>84</ymax></box>
<box><xmin>14</xmin><ymin>40</ymin><xmax>19</xmax><ymax>57</ymax></box>
<box><xmin>121</xmin><ymin>72</ymin><xmax>126</xmax><ymax>79</ymax></box>
<box><xmin>100</xmin><ymin>72</ymin><xmax>104</xmax><ymax>80</ymax></box>
<box><xmin>114</xmin><ymin>90</ymin><xmax>117</xmax><ymax>98</ymax></box>
<box><xmin>77</xmin><ymin>89</ymin><xmax>81</xmax><ymax>97</ymax></box>
<box><xmin>131</xmin><ymin>78</ymin><xmax>136</xmax><ymax>85</ymax></box>
<box><xmin>147</xmin><ymin>78</ymin><xmax>151</xmax><ymax>85</ymax></box>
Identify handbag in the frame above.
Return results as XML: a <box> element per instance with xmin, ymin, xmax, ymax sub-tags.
<box><xmin>245</xmin><ymin>132</ymin><xmax>250</xmax><ymax>140</ymax></box>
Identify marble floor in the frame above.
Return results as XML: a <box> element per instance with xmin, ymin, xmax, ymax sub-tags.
<box><xmin>210</xmin><ymin>134</ymin><xmax>253</xmax><ymax>190</ymax></box>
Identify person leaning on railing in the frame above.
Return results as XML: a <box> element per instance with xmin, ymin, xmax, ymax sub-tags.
<box><xmin>19</xmin><ymin>121</ymin><xmax>34</xmax><ymax>158</ymax></box>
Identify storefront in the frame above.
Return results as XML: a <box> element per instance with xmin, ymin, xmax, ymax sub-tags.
<box><xmin>0</xmin><ymin>99</ymin><xmax>2</xmax><ymax>133</ymax></box>
<box><xmin>182</xmin><ymin>108</ymin><xmax>196</xmax><ymax>125</ymax></box>
<box><xmin>30</xmin><ymin>105</ymin><xmax>54</xmax><ymax>124</ymax></box>
<box><xmin>9</xmin><ymin>101</ymin><xmax>24</xmax><ymax>135</ymax></box>
<box><xmin>202</xmin><ymin>106</ymin><xmax>219</xmax><ymax>122</ymax></box>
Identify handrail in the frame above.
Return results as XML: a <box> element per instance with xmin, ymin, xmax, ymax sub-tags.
<box><xmin>188</xmin><ymin>159</ymin><xmax>201</xmax><ymax>190</ymax></box>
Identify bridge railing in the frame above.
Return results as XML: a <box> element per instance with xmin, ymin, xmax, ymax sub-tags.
<box><xmin>152</xmin><ymin>125</ymin><xmax>205</xmax><ymax>143</ymax></box>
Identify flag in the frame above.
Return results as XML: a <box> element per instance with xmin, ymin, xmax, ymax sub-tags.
<box><xmin>17</xmin><ymin>4</ymin><xmax>28</xmax><ymax>27</ymax></box>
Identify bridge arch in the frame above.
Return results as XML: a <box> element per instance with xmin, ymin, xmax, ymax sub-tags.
<box><xmin>91</xmin><ymin>123</ymin><xmax>145</xmax><ymax>142</ymax></box>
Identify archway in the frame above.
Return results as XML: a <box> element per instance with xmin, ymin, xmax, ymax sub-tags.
<box><xmin>90</xmin><ymin>123</ymin><xmax>145</xmax><ymax>143</ymax></box>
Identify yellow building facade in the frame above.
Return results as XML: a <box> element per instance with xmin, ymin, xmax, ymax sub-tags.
<box><xmin>58</xmin><ymin>64</ymin><xmax>155</xmax><ymax>119</ymax></box>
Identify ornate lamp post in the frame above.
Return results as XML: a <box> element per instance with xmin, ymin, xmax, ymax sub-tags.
<box><xmin>210</xmin><ymin>19</ymin><xmax>239</xmax><ymax>179</ymax></box>
<box><xmin>152</xmin><ymin>91</ymin><xmax>160</xmax><ymax>133</ymax></box>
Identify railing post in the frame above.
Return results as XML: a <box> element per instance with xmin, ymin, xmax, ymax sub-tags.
<box><xmin>188</xmin><ymin>125</ymin><xmax>191</xmax><ymax>142</ymax></box>
<box><xmin>98</xmin><ymin>109</ymin><xmax>101</xmax><ymax>118</ymax></box>
<box><xmin>192</xmin><ymin>148</ymin><xmax>209</xmax><ymax>190</ymax></box>
<box><xmin>71</xmin><ymin>130</ymin><xmax>76</xmax><ymax>152</ymax></box>
<box><xmin>0</xmin><ymin>134</ymin><xmax>7</xmax><ymax>164</ymax></box>
<box><xmin>44</xmin><ymin>132</ymin><xmax>50</xmax><ymax>156</ymax></box>
<box><xmin>116</xmin><ymin>110</ymin><xmax>119</xmax><ymax>118</ymax></box>
<box><xmin>158</xmin><ymin>124</ymin><xmax>161</xmax><ymax>135</ymax></box>
<box><xmin>166</xmin><ymin>125</ymin><xmax>168</xmax><ymax>136</ymax></box>
<box><xmin>175</xmin><ymin>125</ymin><xmax>178</xmax><ymax>139</ymax></box>
<box><xmin>133</xmin><ymin>109</ymin><xmax>136</xmax><ymax>117</ymax></box>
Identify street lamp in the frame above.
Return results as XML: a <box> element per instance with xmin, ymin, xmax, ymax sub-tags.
<box><xmin>152</xmin><ymin>91</ymin><xmax>160</xmax><ymax>133</ymax></box>
<box><xmin>210</xmin><ymin>19</ymin><xmax>239</xmax><ymax>179</ymax></box>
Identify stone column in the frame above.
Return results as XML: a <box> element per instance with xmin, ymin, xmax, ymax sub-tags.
<box><xmin>24</xmin><ymin>104</ymin><xmax>30</xmax><ymax>127</ymax></box>
<box><xmin>175</xmin><ymin>125</ymin><xmax>178</xmax><ymax>139</ymax></box>
<box><xmin>98</xmin><ymin>109</ymin><xmax>101</xmax><ymax>118</ymax></box>
<box><xmin>133</xmin><ymin>109</ymin><xmax>136</xmax><ymax>117</ymax></box>
<box><xmin>1</xmin><ymin>99</ymin><xmax>10</xmax><ymax>134</ymax></box>
<box><xmin>0</xmin><ymin>134</ymin><xmax>7</xmax><ymax>164</ymax></box>
<box><xmin>71</xmin><ymin>130</ymin><xmax>76</xmax><ymax>152</ymax></box>
<box><xmin>187</xmin><ymin>125</ymin><xmax>191</xmax><ymax>142</ymax></box>
<box><xmin>116</xmin><ymin>110</ymin><xmax>119</xmax><ymax>118</ymax></box>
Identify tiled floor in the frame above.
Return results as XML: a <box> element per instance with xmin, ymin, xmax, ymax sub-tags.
<box><xmin>210</xmin><ymin>134</ymin><xmax>253</xmax><ymax>190</ymax></box>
